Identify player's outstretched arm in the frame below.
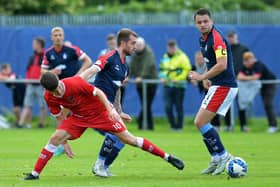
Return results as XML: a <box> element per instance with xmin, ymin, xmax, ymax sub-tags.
<box><xmin>79</xmin><ymin>64</ymin><xmax>100</xmax><ymax>81</ymax></box>
<box><xmin>94</xmin><ymin>87</ymin><xmax>120</xmax><ymax>122</ymax></box>
<box><xmin>76</xmin><ymin>54</ymin><xmax>92</xmax><ymax>75</ymax></box>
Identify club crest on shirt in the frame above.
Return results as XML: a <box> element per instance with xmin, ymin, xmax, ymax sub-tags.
<box><xmin>50</xmin><ymin>54</ymin><xmax>55</xmax><ymax>60</ymax></box>
<box><xmin>114</xmin><ymin>64</ymin><xmax>120</xmax><ymax>71</ymax></box>
<box><xmin>63</xmin><ymin>53</ymin><xmax>67</xmax><ymax>60</ymax></box>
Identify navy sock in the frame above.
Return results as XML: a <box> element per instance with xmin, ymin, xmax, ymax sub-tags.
<box><xmin>200</xmin><ymin>123</ymin><xmax>226</xmax><ymax>155</ymax></box>
<box><xmin>104</xmin><ymin>134</ymin><xmax>125</xmax><ymax>167</ymax></box>
<box><xmin>98</xmin><ymin>135</ymin><xmax>115</xmax><ymax>159</ymax></box>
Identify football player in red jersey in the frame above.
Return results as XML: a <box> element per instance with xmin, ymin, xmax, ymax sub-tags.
<box><xmin>24</xmin><ymin>72</ymin><xmax>184</xmax><ymax>180</ymax></box>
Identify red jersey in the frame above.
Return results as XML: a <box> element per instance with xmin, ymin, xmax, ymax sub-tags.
<box><xmin>44</xmin><ymin>76</ymin><xmax>106</xmax><ymax>121</ymax></box>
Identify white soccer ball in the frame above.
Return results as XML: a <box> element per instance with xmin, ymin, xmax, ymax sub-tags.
<box><xmin>226</xmin><ymin>157</ymin><xmax>248</xmax><ymax>178</ymax></box>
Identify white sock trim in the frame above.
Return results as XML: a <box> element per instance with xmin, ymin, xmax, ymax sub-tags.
<box><xmin>136</xmin><ymin>137</ymin><xmax>144</xmax><ymax>148</ymax></box>
<box><xmin>32</xmin><ymin>171</ymin><xmax>39</xmax><ymax>176</ymax></box>
<box><xmin>164</xmin><ymin>153</ymin><xmax>169</xmax><ymax>161</ymax></box>
<box><xmin>44</xmin><ymin>143</ymin><xmax>57</xmax><ymax>153</ymax></box>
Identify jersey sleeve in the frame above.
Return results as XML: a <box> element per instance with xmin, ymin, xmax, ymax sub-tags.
<box><xmin>45</xmin><ymin>95</ymin><xmax>62</xmax><ymax>117</ymax></box>
<box><xmin>212</xmin><ymin>29</ymin><xmax>227</xmax><ymax>59</ymax></box>
<box><xmin>72</xmin><ymin>45</ymin><xmax>86</xmax><ymax>61</ymax></box>
<box><xmin>94</xmin><ymin>50</ymin><xmax>115</xmax><ymax>70</ymax></box>
<box><xmin>41</xmin><ymin>51</ymin><xmax>50</xmax><ymax>69</ymax></box>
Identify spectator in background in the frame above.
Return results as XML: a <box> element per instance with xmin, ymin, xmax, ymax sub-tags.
<box><xmin>129</xmin><ymin>37</ymin><xmax>158</xmax><ymax>130</ymax></box>
<box><xmin>237</xmin><ymin>51</ymin><xmax>278</xmax><ymax>133</ymax></box>
<box><xmin>41</xmin><ymin>26</ymin><xmax>92</xmax><ymax>79</ymax></box>
<box><xmin>99</xmin><ymin>34</ymin><xmax>117</xmax><ymax>57</ymax></box>
<box><xmin>159</xmin><ymin>40</ymin><xmax>191</xmax><ymax>131</ymax></box>
<box><xmin>0</xmin><ymin>64</ymin><xmax>27</xmax><ymax>127</ymax></box>
<box><xmin>225</xmin><ymin>30</ymin><xmax>250</xmax><ymax>131</ymax></box>
<box><xmin>17</xmin><ymin>38</ymin><xmax>47</xmax><ymax>128</ymax></box>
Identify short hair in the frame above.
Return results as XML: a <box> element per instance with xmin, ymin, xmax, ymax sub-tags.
<box><xmin>51</xmin><ymin>26</ymin><xmax>64</xmax><ymax>35</ymax></box>
<box><xmin>40</xmin><ymin>72</ymin><xmax>59</xmax><ymax>91</ymax></box>
<box><xmin>194</xmin><ymin>8</ymin><xmax>212</xmax><ymax>20</ymax></box>
<box><xmin>1</xmin><ymin>63</ymin><xmax>10</xmax><ymax>70</ymax></box>
<box><xmin>34</xmin><ymin>37</ymin><xmax>45</xmax><ymax>48</ymax></box>
<box><xmin>167</xmin><ymin>39</ymin><xmax>177</xmax><ymax>47</ymax></box>
<box><xmin>227</xmin><ymin>30</ymin><xmax>237</xmax><ymax>37</ymax></box>
<box><xmin>243</xmin><ymin>51</ymin><xmax>255</xmax><ymax>61</ymax></box>
<box><xmin>117</xmin><ymin>28</ymin><xmax>138</xmax><ymax>47</ymax></box>
<box><xmin>106</xmin><ymin>34</ymin><xmax>116</xmax><ymax>41</ymax></box>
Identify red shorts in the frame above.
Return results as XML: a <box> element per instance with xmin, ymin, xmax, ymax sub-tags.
<box><xmin>57</xmin><ymin>111</ymin><xmax>126</xmax><ymax>140</ymax></box>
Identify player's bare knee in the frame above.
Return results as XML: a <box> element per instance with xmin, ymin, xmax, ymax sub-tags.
<box><xmin>49</xmin><ymin>134</ymin><xmax>63</xmax><ymax>146</ymax></box>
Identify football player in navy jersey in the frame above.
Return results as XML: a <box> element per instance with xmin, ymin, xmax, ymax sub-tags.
<box><xmin>65</xmin><ymin>28</ymin><xmax>139</xmax><ymax>177</ymax></box>
<box><xmin>41</xmin><ymin>27</ymin><xmax>92</xmax><ymax>79</ymax></box>
<box><xmin>188</xmin><ymin>8</ymin><xmax>238</xmax><ymax>175</ymax></box>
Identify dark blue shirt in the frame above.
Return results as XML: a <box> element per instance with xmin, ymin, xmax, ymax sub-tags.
<box><xmin>42</xmin><ymin>45</ymin><xmax>85</xmax><ymax>79</ymax></box>
<box><xmin>94</xmin><ymin>50</ymin><xmax>129</xmax><ymax>103</ymax></box>
<box><xmin>199</xmin><ymin>26</ymin><xmax>237</xmax><ymax>87</ymax></box>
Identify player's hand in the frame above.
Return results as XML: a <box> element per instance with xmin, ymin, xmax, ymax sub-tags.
<box><xmin>188</xmin><ymin>71</ymin><xmax>204</xmax><ymax>81</ymax></box>
<box><xmin>120</xmin><ymin>112</ymin><xmax>132</xmax><ymax>123</ymax></box>
<box><xmin>109</xmin><ymin>108</ymin><xmax>121</xmax><ymax>122</ymax></box>
<box><xmin>51</xmin><ymin>68</ymin><xmax>62</xmax><ymax>75</ymax></box>
<box><xmin>203</xmin><ymin>79</ymin><xmax>212</xmax><ymax>89</ymax></box>
<box><xmin>135</xmin><ymin>77</ymin><xmax>142</xmax><ymax>84</ymax></box>
<box><xmin>63</xmin><ymin>142</ymin><xmax>75</xmax><ymax>159</ymax></box>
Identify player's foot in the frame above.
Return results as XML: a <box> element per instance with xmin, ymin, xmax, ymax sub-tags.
<box><xmin>106</xmin><ymin>167</ymin><xmax>115</xmax><ymax>177</ymax></box>
<box><xmin>212</xmin><ymin>153</ymin><xmax>233</xmax><ymax>175</ymax></box>
<box><xmin>267</xmin><ymin>126</ymin><xmax>278</xmax><ymax>133</ymax></box>
<box><xmin>54</xmin><ymin>144</ymin><xmax>65</xmax><ymax>157</ymax></box>
<box><xmin>167</xmin><ymin>155</ymin><xmax>184</xmax><ymax>170</ymax></box>
<box><xmin>37</xmin><ymin>123</ymin><xmax>45</xmax><ymax>128</ymax></box>
<box><xmin>15</xmin><ymin>123</ymin><xmax>23</xmax><ymax>128</ymax></box>
<box><xmin>92</xmin><ymin>160</ymin><xmax>109</xmax><ymax>177</ymax></box>
<box><xmin>241</xmin><ymin>126</ymin><xmax>249</xmax><ymax>132</ymax></box>
<box><xmin>24</xmin><ymin>173</ymin><xmax>39</xmax><ymax>180</ymax></box>
<box><xmin>201</xmin><ymin>160</ymin><xmax>218</xmax><ymax>174</ymax></box>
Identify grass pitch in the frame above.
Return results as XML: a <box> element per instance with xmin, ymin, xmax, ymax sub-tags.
<box><xmin>0</xmin><ymin>117</ymin><xmax>279</xmax><ymax>187</ymax></box>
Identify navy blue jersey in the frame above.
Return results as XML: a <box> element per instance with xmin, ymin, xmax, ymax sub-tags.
<box><xmin>42</xmin><ymin>45</ymin><xmax>85</xmax><ymax>79</ymax></box>
<box><xmin>94</xmin><ymin>50</ymin><xmax>129</xmax><ymax>103</ymax></box>
<box><xmin>199</xmin><ymin>26</ymin><xmax>237</xmax><ymax>87</ymax></box>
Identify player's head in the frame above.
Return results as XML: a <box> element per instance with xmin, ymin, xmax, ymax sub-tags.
<box><xmin>0</xmin><ymin>63</ymin><xmax>11</xmax><ymax>75</ymax></box>
<box><xmin>51</xmin><ymin>26</ymin><xmax>64</xmax><ymax>47</ymax></box>
<box><xmin>167</xmin><ymin>40</ymin><xmax>177</xmax><ymax>55</ymax></box>
<box><xmin>243</xmin><ymin>51</ymin><xmax>256</xmax><ymax>68</ymax></box>
<box><xmin>227</xmin><ymin>30</ymin><xmax>238</xmax><ymax>45</ymax></box>
<box><xmin>40</xmin><ymin>72</ymin><xmax>59</xmax><ymax>92</ymax></box>
<box><xmin>194</xmin><ymin>8</ymin><xmax>213</xmax><ymax>35</ymax></box>
<box><xmin>135</xmin><ymin>37</ymin><xmax>146</xmax><ymax>53</ymax></box>
<box><xmin>106</xmin><ymin>34</ymin><xmax>117</xmax><ymax>51</ymax></box>
<box><xmin>117</xmin><ymin>28</ymin><xmax>138</xmax><ymax>55</ymax></box>
<box><xmin>64</xmin><ymin>40</ymin><xmax>72</xmax><ymax>47</ymax></box>
<box><xmin>33</xmin><ymin>37</ymin><xmax>45</xmax><ymax>53</ymax></box>
<box><xmin>195</xmin><ymin>51</ymin><xmax>205</xmax><ymax>67</ymax></box>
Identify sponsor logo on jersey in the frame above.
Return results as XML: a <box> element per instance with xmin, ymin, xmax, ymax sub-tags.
<box><xmin>63</xmin><ymin>53</ymin><xmax>67</xmax><ymax>60</ymax></box>
<box><xmin>114</xmin><ymin>64</ymin><xmax>120</xmax><ymax>71</ymax></box>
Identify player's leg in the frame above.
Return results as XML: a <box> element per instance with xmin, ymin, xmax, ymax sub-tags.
<box><xmin>174</xmin><ymin>88</ymin><xmax>185</xmax><ymax>130</ymax></box>
<box><xmin>37</xmin><ymin>86</ymin><xmax>47</xmax><ymax>128</ymax></box>
<box><xmin>24</xmin><ymin>130</ymin><xmax>72</xmax><ymax>180</ymax></box>
<box><xmin>113</xmin><ymin>130</ymin><xmax>184</xmax><ymax>170</ymax></box>
<box><xmin>198</xmin><ymin>86</ymin><xmax>237</xmax><ymax>175</ymax></box>
<box><xmin>93</xmin><ymin>133</ymin><xmax>124</xmax><ymax>177</ymax></box>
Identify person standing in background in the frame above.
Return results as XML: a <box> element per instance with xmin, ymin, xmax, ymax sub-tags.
<box><xmin>237</xmin><ymin>51</ymin><xmax>278</xmax><ymax>133</ymax></box>
<box><xmin>41</xmin><ymin>27</ymin><xmax>92</xmax><ymax>79</ymax></box>
<box><xmin>17</xmin><ymin>38</ymin><xmax>47</xmax><ymax>128</ymax></box>
<box><xmin>159</xmin><ymin>40</ymin><xmax>192</xmax><ymax>131</ymax></box>
<box><xmin>129</xmin><ymin>37</ymin><xmax>158</xmax><ymax>130</ymax></box>
<box><xmin>0</xmin><ymin>64</ymin><xmax>27</xmax><ymax>127</ymax></box>
<box><xmin>223</xmin><ymin>30</ymin><xmax>250</xmax><ymax>131</ymax></box>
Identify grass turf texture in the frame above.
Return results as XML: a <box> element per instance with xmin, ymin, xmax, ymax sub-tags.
<box><xmin>0</xmin><ymin>117</ymin><xmax>279</xmax><ymax>187</ymax></box>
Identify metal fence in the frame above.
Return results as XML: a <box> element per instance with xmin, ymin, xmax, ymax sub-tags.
<box><xmin>1</xmin><ymin>78</ymin><xmax>280</xmax><ymax>129</ymax></box>
<box><xmin>1</xmin><ymin>11</ymin><xmax>280</xmax><ymax>26</ymax></box>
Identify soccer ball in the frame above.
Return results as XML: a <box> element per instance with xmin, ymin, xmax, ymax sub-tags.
<box><xmin>225</xmin><ymin>157</ymin><xmax>248</xmax><ymax>178</ymax></box>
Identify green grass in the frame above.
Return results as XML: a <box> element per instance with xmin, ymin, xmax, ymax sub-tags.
<box><xmin>0</xmin><ymin>117</ymin><xmax>279</xmax><ymax>187</ymax></box>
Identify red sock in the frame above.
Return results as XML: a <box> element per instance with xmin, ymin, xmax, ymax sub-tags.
<box><xmin>34</xmin><ymin>148</ymin><xmax>54</xmax><ymax>174</ymax></box>
<box><xmin>141</xmin><ymin>138</ymin><xmax>166</xmax><ymax>158</ymax></box>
